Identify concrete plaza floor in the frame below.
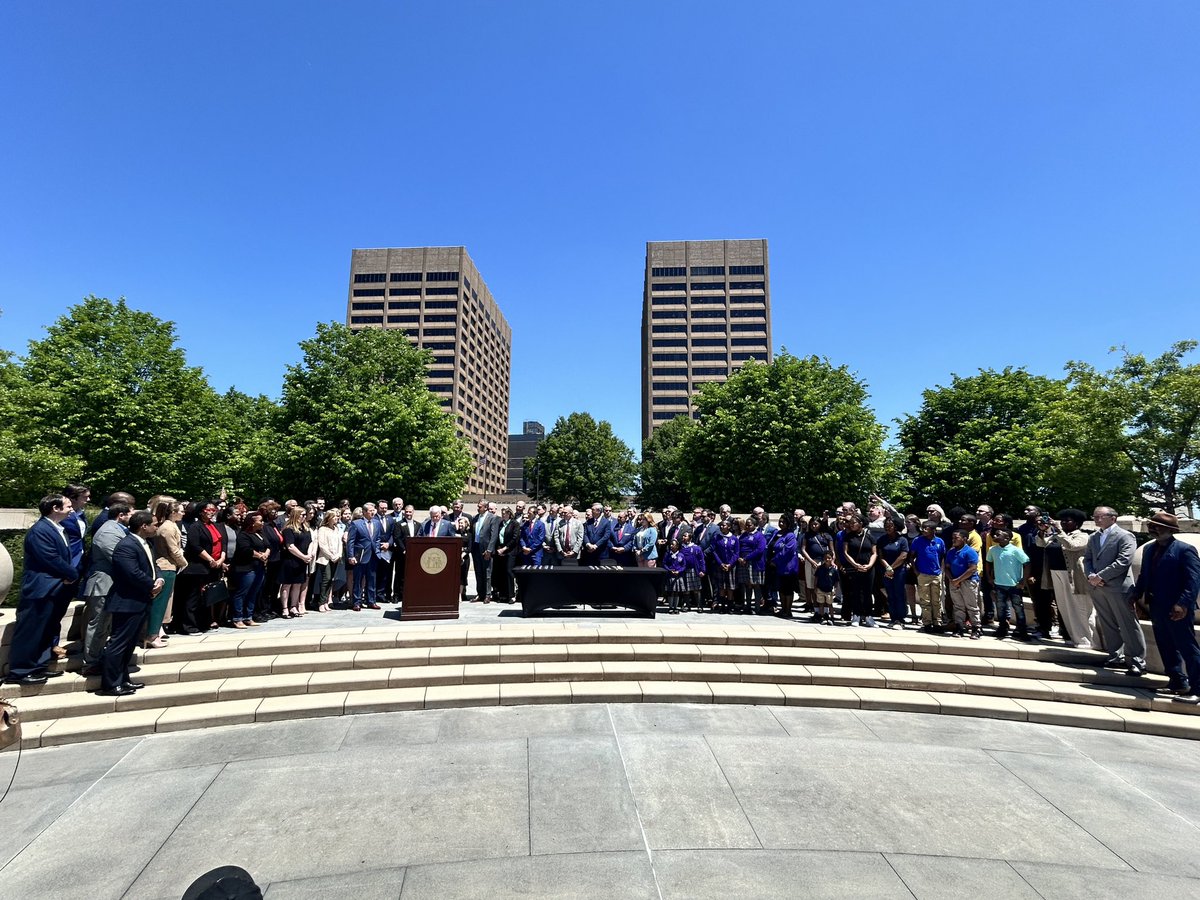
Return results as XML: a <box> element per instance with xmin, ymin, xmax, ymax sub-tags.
<box><xmin>3</xmin><ymin>704</ymin><xmax>1200</xmax><ymax>899</ymax></box>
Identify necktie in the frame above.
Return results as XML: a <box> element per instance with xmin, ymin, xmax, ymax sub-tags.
<box><xmin>565</xmin><ymin>522</ymin><xmax>572</xmax><ymax>551</ymax></box>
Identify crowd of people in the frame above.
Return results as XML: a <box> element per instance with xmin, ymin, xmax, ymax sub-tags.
<box><xmin>7</xmin><ymin>485</ymin><xmax>1200</xmax><ymax>704</ymax></box>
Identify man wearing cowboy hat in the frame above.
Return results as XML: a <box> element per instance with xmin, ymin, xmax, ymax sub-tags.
<box><xmin>1130</xmin><ymin>512</ymin><xmax>1200</xmax><ymax>703</ymax></box>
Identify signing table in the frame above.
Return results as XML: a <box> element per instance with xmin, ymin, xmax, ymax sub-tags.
<box><xmin>513</xmin><ymin>564</ymin><xmax>668</xmax><ymax>618</ymax></box>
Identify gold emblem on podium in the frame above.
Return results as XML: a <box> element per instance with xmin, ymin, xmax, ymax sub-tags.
<box><xmin>420</xmin><ymin>547</ymin><xmax>448</xmax><ymax>575</ymax></box>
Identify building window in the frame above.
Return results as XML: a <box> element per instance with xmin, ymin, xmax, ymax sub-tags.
<box><xmin>652</xmin><ymin>352</ymin><xmax>688</xmax><ymax>361</ymax></box>
<box><xmin>655</xmin><ymin>382</ymin><xmax>689</xmax><ymax>392</ymax></box>
<box><xmin>424</xmin><ymin>328</ymin><xmax>457</xmax><ymax>336</ymax></box>
<box><xmin>731</xmin><ymin>323</ymin><xmax>766</xmax><ymax>333</ymax></box>
<box><xmin>653</xmin><ymin>339</ymin><xmax>687</xmax><ymax>348</ymax></box>
<box><xmin>691</xmin><ymin>324</ymin><xmax>726</xmax><ymax>333</ymax></box>
<box><xmin>352</xmin><ymin>288</ymin><xmax>385</xmax><ymax>297</ymax></box>
<box><xmin>354</xmin><ymin>273</ymin><xmax>386</xmax><ymax>283</ymax></box>
<box><xmin>692</xmin><ymin>352</ymin><xmax>728</xmax><ymax>361</ymax></box>
<box><xmin>691</xmin><ymin>338</ymin><xmax>727</xmax><ymax>347</ymax></box>
<box><xmin>692</xmin><ymin>310</ymin><xmax>726</xmax><ymax>319</ymax></box>
<box><xmin>425</xmin><ymin>314</ymin><xmax>457</xmax><ymax>323</ymax></box>
<box><xmin>690</xmin><ymin>295</ymin><xmax>726</xmax><ymax>305</ymax></box>
<box><xmin>651</xmin><ymin>266</ymin><xmax>686</xmax><ymax>277</ymax></box>
<box><xmin>425</xmin><ymin>300</ymin><xmax>457</xmax><ymax>309</ymax></box>
<box><xmin>653</xmin><ymin>411</ymin><xmax>683</xmax><ymax>421</ymax></box>
<box><xmin>730</xmin><ymin>281</ymin><xmax>766</xmax><ymax>290</ymax></box>
<box><xmin>463</xmin><ymin>277</ymin><xmax>472</xmax><ymax>290</ymax></box>
<box><xmin>652</xmin><ymin>367</ymin><xmax>687</xmax><ymax>376</ymax></box>
<box><xmin>652</xmin><ymin>296</ymin><xmax>686</xmax><ymax>307</ymax></box>
<box><xmin>691</xmin><ymin>366</ymin><xmax>729</xmax><ymax>376</ymax></box>
<box><xmin>690</xmin><ymin>265</ymin><xmax>725</xmax><ymax>276</ymax></box>
<box><xmin>426</xmin><ymin>287</ymin><xmax>458</xmax><ymax>295</ymax></box>
<box><xmin>390</xmin><ymin>288</ymin><xmax>421</xmax><ymax>296</ymax></box>
<box><xmin>652</xmin><ymin>324</ymin><xmax>686</xmax><ymax>334</ymax></box>
<box><xmin>431</xmin><ymin>355</ymin><xmax>455</xmax><ymax>365</ymax></box>
<box><xmin>732</xmin><ymin>338</ymin><xmax>767</xmax><ymax>347</ymax></box>
<box><xmin>690</xmin><ymin>282</ymin><xmax>725</xmax><ymax>291</ymax></box>
<box><xmin>350</xmin><ymin>315</ymin><xmax>383</xmax><ymax>325</ymax></box>
<box><xmin>429</xmin><ymin>383</ymin><xmax>453</xmax><ymax>393</ymax></box>
<box><xmin>424</xmin><ymin>342</ymin><xmax>456</xmax><ymax>351</ymax></box>
<box><xmin>390</xmin><ymin>315</ymin><xmax>419</xmax><ymax>324</ymax></box>
<box><xmin>730</xmin><ymin>309</ymin><xmax>763</xmax><ymax>318</ymax></box>
<box><xmin>353</xmin><ymin>301</ymin><xmax>385</xmax><ymax>311</ymax></box>
<box><xmin>390</xmin><ymin>302</ymin><xmax>420</xmax><ymax>312</ymax></box>
<box><xmin>732</xmin><ymin>352</ymin><xmax>761</xmax><ymax>361</ymax></box>
<box><xmin>390</xmin><ymin>272</ymin><xmax>421</xmax><ymax>282</ymax></box>
<box><xmin>427</xmin><ymin>271</ymin><xmax>460</xmax><ymax>281</ymax></box>
<box><xmin>652</xmin><ymin>310</ymin><xmax>686</xmax><ymax>320</ymax></box>
<box><xmin>729</xmin><ymin>265</ymin><xmax>764</xmax><ymax>276</ymax></box>
<box><xmin>731</xmin><ymin>294</ymin><xmax>766</xmax><ymax>304</ymax></box>
<box><xmin>651</xmin><ymin>282</ymin><xmax>686</xmax><ymax>292</ymax></box>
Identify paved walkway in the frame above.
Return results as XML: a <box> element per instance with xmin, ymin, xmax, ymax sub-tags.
<box><xmin>3</xmin><ymin>704</ymin><xmax>1200</xmax><ymax>898</ymax></box>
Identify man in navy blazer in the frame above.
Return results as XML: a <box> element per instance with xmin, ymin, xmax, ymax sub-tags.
<box><xmin>581</xmin><ymin>503</ymin><xmax>614</xmax><ymax>566</ymax></box>
<box><xmin>420</xmin><ymin>505</ymin><xmax>457</xmax><ymax>537</ymax></box>
<box><xmin>97</xmin><ymin>510</ymin><xmax>163</xmax><ymax>696</ymax></box>
<box><xmin>6</xmin><ymin>495</ymin><xmax>80</xmax><ymax>685</ymax></box>
<box><xmin>1132</xmin><ymin>512</ymin><xmax>1200</xmax><ymax>703</ymax></box>
<box><xmin>347</xmin><ymin>502</ymin><xmax>384</xmax><ymax>610</ymax></box>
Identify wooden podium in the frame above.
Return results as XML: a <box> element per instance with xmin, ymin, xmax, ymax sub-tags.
<box><xmin>400</xmin><ymin>537</ymin><xmax>462</xmax><ymax>620</ymax></box>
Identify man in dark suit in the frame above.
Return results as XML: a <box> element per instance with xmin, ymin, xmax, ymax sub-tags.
<box><xmin>6</xmin><ymin>495</ymin><xmax>80</xmax><ymax>685</ymax></box>
<box><xmin>1131</xmin><ymin>512</ymin><xmax>1200</xmax><ymax>703</ymax></box>
<box><xmin>88</xmin><ymin>490</ymin><xmax>135</xmax><ymax>537</ymax></box>
<box><xmin>375</xmin><ymin>498</ymin><xmax>396</xmax><ymax>603</ymax></box>
<box><xmin>97</xmin><ymin>510</ymin><xmax>163</xmax><ymax>696</ymax></box>
<box><xmin>420</xmin><ymin>505</ymin><xmax>457</xmax><ymax>537</ymax></box>
<box><xmin>392</xmin><ymin>503</ymin><xmax>418</xmax><ymax>603</ymax></box>
<box><xmin>347</xmin><ymin>502</ymin><xmax>383</xmax><ymax>610</ymax></box>
<box><xmin>581</xmin><ymin>502</ymin><xmax>614</xmax><ymax>566</ymax></box>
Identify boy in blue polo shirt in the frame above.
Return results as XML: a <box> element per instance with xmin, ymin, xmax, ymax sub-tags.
<box><xmin>986</xmin><ymin>529</ymin><xmax>1033</xmax><ymax>641</ymax></box>
<box><xmin>945</xmin><ymin>529</ymin><xmax>982</xmax><ymax>639</ymax></box>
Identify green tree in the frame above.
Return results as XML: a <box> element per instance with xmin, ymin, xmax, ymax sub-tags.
<box><xmin>17</xmin><ymin>296</ymin><xmax>230</xmax><ymax>499</ymax></box>
<box><xmin>0</xmin><ymin>349</ymin><xmax>84</xmax><ymax>506</ymax></box>
<box><xmin>1066</xmin><ymin>342</ymin><xmax>1200</xmax><ymax>512</ymax></box>
<box><xmin>679</xmin><ymin>353</ymin><xmax>886</xmax><ymax>512</ymax></box>
<box><xmin>895</xmin><ymin>367</ymin><xmax>1139</xmax><ymax>515</ymax></box>
<box><xmin>527</xmin><ymin>412</ymin><xmax>636</xmax><ymax>504</ymax></box>
<box><xmin>216</xmin><ymin>388</ymin><xmax>284</xmax><ymax>501</ymax></box>
<box><xmin>275</xmin><ymin>322</ymin><xmax>472</xmax><ymax>505</ymax></box>
<box><xmin>637</xmin><ymin>414</ymin><xmax>695</xmax><ymax>510</ymax></box>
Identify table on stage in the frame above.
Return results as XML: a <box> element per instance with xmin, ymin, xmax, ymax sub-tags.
<box><xmin>513</xmin><ymin>564</ymin><xmax>667</xmax><ymax>617</ymax></box>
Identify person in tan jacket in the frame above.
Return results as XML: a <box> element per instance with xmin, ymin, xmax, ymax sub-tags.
<box><xmin>150</xmin><ymin>499</ymin><xmax>187</xmax><ymax>649</ymax></box>
<box><xmin>1036</xmin><ymin>508</ymin><xmax>1096</xmax><ymax>649</ymax></box>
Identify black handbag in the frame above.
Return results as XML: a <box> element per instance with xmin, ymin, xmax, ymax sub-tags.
<box><xmin>202</xmin><ymin>578</ymin><xmax>231</xmax><ymax>607</ymax></box>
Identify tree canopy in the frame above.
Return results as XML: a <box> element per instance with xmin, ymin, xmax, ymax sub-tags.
<box><xmin>637</xmin><ymin>414</ymin><xmax>695</xmax><ymax>511</ymax></box>
<box><xmin>15</xmin><ymin>296</ymin><xmax>230</xmax><ymax>500</ymax></box>
<box><xmin>1066</xmin><ymin>342</ymin><xmax>1200</xmax><ymax>512</ymax></box>
<box><xmin>678</xmin><ymin>353</ymin><xmax>886</xmax><ymax>512</ymax></box>
<box><xmin>894</xmin><ymin>367</ymin><xmax>1139</xmax><ymax>515</ymax></box>
<box><xmin>527</xmin><ymin>412</ymin><xmax>636</xmax><ymax>504</ymax></box>
<box><xmin>273</xmin><ymin>322</ymin><xmax>473</xmax><ymax>506</ymax></box>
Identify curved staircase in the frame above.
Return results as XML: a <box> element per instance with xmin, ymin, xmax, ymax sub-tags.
<box><xmin>5</xmin><ymin>606</ymin><xmax>1200</xmax><ymax>749</ymax></box>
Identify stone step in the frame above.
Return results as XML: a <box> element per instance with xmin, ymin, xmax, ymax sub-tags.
<box><xmin>8</xmin><ymin>654</ymin><xmax>1180</xmax><ymax>726</ymax></box>
<box><xmin>13</xmin><ymin>683</ymin><xmax>1200</xmax><ymax>751</ymax></box>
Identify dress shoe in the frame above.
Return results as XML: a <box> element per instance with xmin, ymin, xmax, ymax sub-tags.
<box><xmin>41</xmin><ymin>670</ymin><xmax>65</xmax><ymax>679</ymax></box>
<box><xmin>95</xmin><ymin>685</ymin><xmax>135</xmax><ymax>697</ymax></box>
<box><xmin>352</xmin><ymin>605</ymin><xmax>362</xmax><ymax>612</ymax></box>
<box><xmin>122</xmin><ymin>681</ymin><xmax>146</xmax><ymax>690</ymax></box>
<box><xmin>5</xmin><ymin>673</ymin><xmax>48</xmax><ymax>686</ymax></box>
<box><xmin>1102</xmin><ymin>654</ymin><xmax>1126</xmax><ymax>669</ymax></box>
<box><xmin>366</xmin><ymin>603</ymin><xmax>381</xmax><ymax>610</ymax></box>
<box><xmin>80</xmin><ymin>665</ymin><xmax>103</xmax><ymax>677</ymax></box>
<box><xmin>1126</xmin><ymin>660</ymin><xmax>1148</xmax><ymax>677</ymax></box>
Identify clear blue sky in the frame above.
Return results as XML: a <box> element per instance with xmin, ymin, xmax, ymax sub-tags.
<box><xmin>3</xmin><ymin>2</ymin><xmax>1198</xmax><ymax>455</ymax></box>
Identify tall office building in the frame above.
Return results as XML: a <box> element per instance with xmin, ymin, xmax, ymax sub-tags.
<box><xmin>507</xmin><ymin>420</ymin><xmax>545</xmax><ymax>495</ymax></box>
<box><xmin>641</xmin><ymin>239</ymin><xmax>772</xmax><ymax>443</ymax></box>
<box><xmin>346</xmin><ymin>246</ymin><xmax>512</xmax><ymax>496</ymax></box>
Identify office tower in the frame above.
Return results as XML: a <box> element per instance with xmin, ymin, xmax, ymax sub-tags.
<box><xmin>346</xmin><ymin>246</ymin><xmax>511</xmax><ymax>496</ymax></box>
<box><xmin>641</xmin><ymin>239</ymin><xmax>772</xmax><ymax>443</ymax></box>
<box><xmin>507</xmin><ymin>421</ymin><xmax>545</xmax><ymax>495</ymax></box>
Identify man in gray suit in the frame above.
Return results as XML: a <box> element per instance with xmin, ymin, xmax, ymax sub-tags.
<box><xmin>1084</xmin><ymin>506</ymin><xmax>1147</xmax><ymax>676</ymax></box>
<box><xmin>80</xmin><ymin>502</ymin><xmax>132</xmax><ymax>675</ymax></box>
<box><xmin>553</xmin><ymin>505</ymin><xmax>586</xmax><ymax>566</ymax></box>
<box><xmin>471</xmin><ymin>502</ymin><xmax>501</xmax><ymax>601</ymax></box>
